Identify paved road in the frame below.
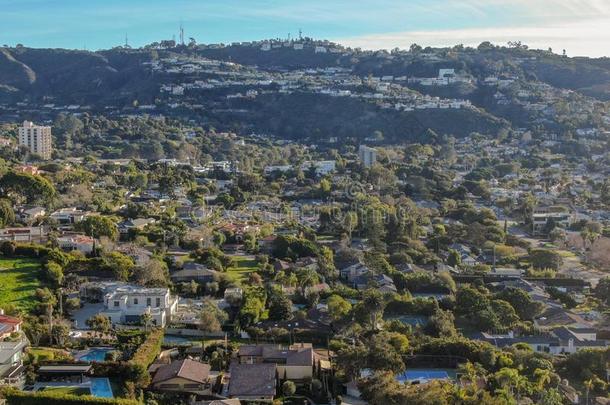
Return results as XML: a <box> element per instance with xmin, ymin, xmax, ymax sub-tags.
<box><xmin>505</xmin><ymin>222</ymin><xmax>605</xmax><ymax>287</ymax></box>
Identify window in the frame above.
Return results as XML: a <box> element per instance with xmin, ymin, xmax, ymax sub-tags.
<box><xmin>156</xmin><ymin>297</ymin><xmax>161</xmax><ymax>307</ymax></box>
<box><xmin>146</xmin><ymin>298</ymin><xmax>151</xmax><ymax>306</ymax></box>
<box><xmin>133</xmin><ymin>298</ymin><xmax>138</xmax><ymax>305</ymax></box>
<box><xmin>114</xmin><ymin>301</ymin><xmax>119</xmax><ymax>307</ymax></box>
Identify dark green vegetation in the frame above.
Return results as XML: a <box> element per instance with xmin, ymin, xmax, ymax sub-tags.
<box><xmin>2</xmin><ymin>40</ymin><xmax>609</xmax><ymax>144</ymax></box>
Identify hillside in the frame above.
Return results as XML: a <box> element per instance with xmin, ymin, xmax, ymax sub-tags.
<box><xmin>0</xmin><ymin>41</ymin><xmax>609</xmax><ymax>143</ymax></box>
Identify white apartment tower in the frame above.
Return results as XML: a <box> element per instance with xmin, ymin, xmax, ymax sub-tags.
<box><xmin>18</xmin><ymin>121</ymin><xmax>52</xmax><ymax>160</ymax></box>
<box><xmin>358</xmin><ymin>145</ymin><xmax>377</xmax><ymax>168</ymax></box>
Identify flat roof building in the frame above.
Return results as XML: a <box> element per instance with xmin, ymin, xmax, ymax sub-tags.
<box><xmin>18</xmin><ymin>121</ymin><xmax>52</xmax><ymax>160</ymax></box>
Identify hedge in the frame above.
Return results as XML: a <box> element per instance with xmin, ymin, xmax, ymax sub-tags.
<box><xmin>129</xmin><ymin>328</ymin><xmax>164</xmax><ymax>368</ymax></box>
<box><xmin>0</xmin><ymin>387</ymin><xmax>140</xmax><ymax>405</ymax></box>
<box><xmin>1</xmin><ymin>242</ymin><xmax>51</xmax><ymax>258</ymax></box>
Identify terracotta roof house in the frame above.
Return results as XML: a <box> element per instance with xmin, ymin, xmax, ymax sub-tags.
<box><xmin>151</xmin><ymin>359</ymin><xmax>213</xmax><ymax>394</ymax></box>
<box><xmin>228</xmin><ymin>363</ymin><xmax>276</xmax><ymax>402</ymax></box>
<box><xmin>0</xmin><ymin>314</ymin><xmax>22</xmax><ymax>340</ymax></box>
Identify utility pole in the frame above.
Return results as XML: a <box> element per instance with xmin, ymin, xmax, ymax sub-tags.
<box><xmin>180</xmin><ymin>21</ymin><xmax>185</xmax><ymax>46</ymax></box>
<box><xmin>59</xmin><ymin>288</ymin><xmax>63</xmax><ymax>316</ymax></box>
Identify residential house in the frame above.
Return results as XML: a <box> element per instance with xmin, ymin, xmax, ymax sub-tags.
<box><xmin>50</xmin><ymin>208</ymin><xmax>91</xmax><ymax>225</ymax></box>
<box><xmin>237</xmin><ymin>343</ymin><xmax>324</xmax><ymax>382</ymax></box>
<box><xmin>115</xmin><ymin>244</ymin><xmax>152</xmax><ymax>266</ymax></box>
<box><xmin>340</xmin><ymin>262</ymin><xmax>371</xmax><ymax>282</ymax></box>
<box><xmin>151</xmin><ymin>359</ymin><xmax>213</xmax><ymax>394</ymax></box>
<box><xmin>15</xmin><ymin>206</ymin><xmax>46</xmax><ymax>223</ymax></box>
<box><xmin>550</xmin><ymin>326</ymin><xmax>607</xmax><ymax>354</ymax></box>
<box><xmin>224</xmin><ymin>288</ymin><xmax>244</xmax><ymax>302</ymax></box>
<box><xmin>476</xmin><ymin>327</ymin><xmax>607</xmax><ymax>355</ymax></box>
<box><xmin>58</xmin><ymin>234</ymin><xmax>96</xmax><ymax>254</ymax></box>
<box><xmin>170</xmin><ymin>262</ymin><xmax>218</xmax><ymax>284</ymax></box>
<box><xmin>0</xmin><ymin>227</ymin><xmax>46</xmax><ymax>243</ymax></box>
<box><xmin>0</xmin><ymin>313</ymin><xmax>22</xmax><ymax>340</ymax></box>
<box><xmin>80</xmin><ymin>282</ymin><xmax>178</xmax><ymax>327</ymax></box>
<box><xmin>118</xmin><ymin>218</ymin><xmax>156</xmax><ymax>235</ymax></box>
<box><xmin>535</xmin><ymin>306</ymin><xmax>594</xmax><ymax>329</ymax></box>
<box><xmin>531</xmin><ymin>205</ymin><xmax>573</xmax><ymax>235</ymax></box>
<box><xmin>228</xmin><ymin>363</ymin><xmax>276</xmax><ymax>402</ymax></box>
<box><xmin>0</xmin><ymin>340</ymin><xmax>27</xmax><ymax>387</ymax></box>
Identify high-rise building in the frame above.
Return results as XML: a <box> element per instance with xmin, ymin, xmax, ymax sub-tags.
<box><xmin>18</xmin><ymin>121</ymin><xmax>52</xmax><ymax>160</ymax></box>
<box><xmin>358</xmin><ymin>145</ymin><xmax>377</xmax><ymax>168</ymax></box>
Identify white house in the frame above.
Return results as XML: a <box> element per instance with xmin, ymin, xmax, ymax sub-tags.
<box><xmin>300</xmin><ymin>160</ymin><xmax>336</xmax><ymax>176</ymax></box>
<box><xmin>50</xmin><ymin>208</ymin><xmax>92</xmax><ymax>225</ymax></box>
<box><xmin>83</xmin><ymin>283</ymin><xmax>178</xmax><ymax>327</ymax></box>
<box><xmin>0</xmin><ymin>339</ymin><xmax>27</xmax><ymax>387</ymax></box>
<box><xmin>57</xmin><ymin>234</ymin><xmax>96</xmax><ymax>254</ymax></box>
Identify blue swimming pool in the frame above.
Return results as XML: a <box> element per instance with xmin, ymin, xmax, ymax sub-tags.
<box><xmin>77</xmin><ymin>348</ymin><xmax>116</xmax><ymax>362</ymax></box>
<box><xmin>396</xmin><ymin>369</ymin><xmax>455</xmax><ymax>384</ymax></box>
<box><xmin>90</xmin><ymin>378</ymin><xmax>113</xmax><ymax>398</ymax></box>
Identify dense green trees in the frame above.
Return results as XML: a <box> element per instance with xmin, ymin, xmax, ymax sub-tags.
<box><xmin>76</xmin><ymin>215</ymin><xmax>119</xmax><ymax>241</ymax></box>
<box><xmin>528</xmin><ymin>249</ymin><xmax>563</xmax><ymax>270</ymax></box>
<box><xmin>0</xmin><ymin>171</ymin><xmax>57</xmax><ymax>205</ymax></box>
<box><xmin>0</xmin><ymin>199</ymin><xmax>15</xmax><ymax>227</ymax></box>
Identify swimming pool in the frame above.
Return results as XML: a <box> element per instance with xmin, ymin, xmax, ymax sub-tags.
<box><xmin>90</xmin><ymin>378</ymin><xmax>113</xmax><ymax>398</ymax></box>
<box><xmin>163</xmin><ymin>334</ymin><xmax>198</xmax><ymax>346</ymax></box>
<box><xmin>77</xmin><ymin>348</ymin><xmax>117</xmax><ymax>362</ymax></box>
<box><xmin>386</xmin><ymin>315</ymin><xmax>429</xmax><ymax>327</ymax></box>
<box><xmin>396</xmin><ymin>369</ymin><xmax>456</xmax><ymax>384</ymax></box>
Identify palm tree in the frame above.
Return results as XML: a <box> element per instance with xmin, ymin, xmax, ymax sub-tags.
<box><xmin>494</xmin><ymin>368</ymin><xmax>519</xmax><ymax>397</ymax></box>
<box><xmin>514</xmin><ymin>373</ymin><xmax>529</xmax><ymax>400</ymax></box>
<box><xmin>533</xmin><ymin>368</ymin><xmax>552</xmax><ymax>392</ymax></box>
<box><xmin>584</xmin><ymin>378</ymin><xmax>594</xmax><ymax>405</ymax></box>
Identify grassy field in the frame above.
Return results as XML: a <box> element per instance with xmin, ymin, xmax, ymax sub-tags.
<box><xmin>226</xmin><ymin>255</ymin><xmax>258</xmax><ymax>283</ymax></box>
<box><xmin>0</xmin><ymin>257</ymin><xmax>43</xmax><ymax>312</ymax></box>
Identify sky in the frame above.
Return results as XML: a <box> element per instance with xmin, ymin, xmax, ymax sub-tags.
<box><xmin>2</xmin><ymin>0</ymin><xmax>610</xmax><ymax>57</ymax></box>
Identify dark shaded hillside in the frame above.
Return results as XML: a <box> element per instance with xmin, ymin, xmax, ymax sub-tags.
<box><xmin>0</xmin><ymin>47</ymin><xmax>157</xmax><ymax>104</ymax></box>
<box><xmin>520</xmin><ymin>57</ymin><xmax>610</xmax><ymax>100</ymax></box>
<box><xmin>217</xmin><ymin>93</ymin><xmax>508</xmax><ymax>143</ymax></box>
<box><xmin>0</xmin><ymin>48</ymin><xmax>36</xmax><ymax>88</ymax></box>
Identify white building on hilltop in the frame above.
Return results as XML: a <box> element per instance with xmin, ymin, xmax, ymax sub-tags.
<box><xmin>358</xmin><ymin>145</ymin><xmax>377</xmax><ymax>168</ymax></box>
<box><xmin>18</xmin><ymin>121</ymin><xmax>52</xmax><ymax>160</ymax></box>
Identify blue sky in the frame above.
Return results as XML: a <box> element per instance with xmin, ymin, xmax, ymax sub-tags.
<box><xmin>2</xmin><ymin>0</ymin><xmax>610</xmax><ymax>56</ymax></box>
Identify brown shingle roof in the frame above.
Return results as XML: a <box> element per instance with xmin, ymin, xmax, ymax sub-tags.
<box><xmin>228</xmin><ymin>363</ymin><xmax>276</xmax><ymax>398</ymax></box>
<box><xmin>152</xmin><ymin>359</ymin><xmax>210</xmax><ymax>385</ymax></box>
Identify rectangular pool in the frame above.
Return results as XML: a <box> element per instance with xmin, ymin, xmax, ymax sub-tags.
<box><xmin>90</xmin><ymin>378</ymin><xmax>113</xmax><ymax>398</ymax></box>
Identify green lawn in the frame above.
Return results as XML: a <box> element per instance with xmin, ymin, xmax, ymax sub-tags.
<box><xmin>0</xmin><ymin>257</ymin><xmax>42</xmax><ymax>312</ymax></box>
<box><xmin>27</xmin><ymin>347</ymin><xmax>73</xmax><ymax>363</ymax></box>
<box><xmin>42</xmin><ymin>386</ymin><xmax>90</xmax><ymax>396</ymax></box>
<box><xmin>226</xmin><ymin>256</ymin><xmax>258</xmax><ymax>283</ymax></box>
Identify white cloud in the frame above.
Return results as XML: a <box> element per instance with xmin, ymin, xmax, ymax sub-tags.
<box><xmin>335</xmin><ymin>17</ymin><xmax>610</xmax><ymax>57</ymax></box>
